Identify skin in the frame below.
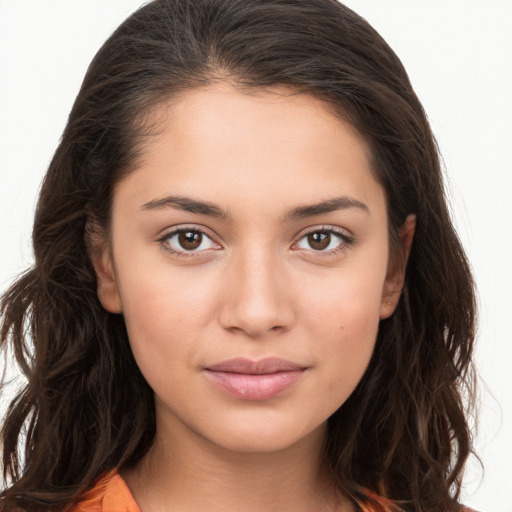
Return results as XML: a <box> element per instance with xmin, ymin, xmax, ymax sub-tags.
<box><xmin>91</xmin><ymin>82</ymin><xmax>415</xmax><ymax>512</ymax></box>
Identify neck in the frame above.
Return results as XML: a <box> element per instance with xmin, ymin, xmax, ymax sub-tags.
<box><xmin>121</xmin><ymin>414</ymin><xmax>352</xmax><ymax>512</ymax></box>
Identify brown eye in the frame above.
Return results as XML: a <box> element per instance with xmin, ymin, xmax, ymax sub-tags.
<box><xmin>294</xmin><ymin>228</ymin><xmax>351</xmax><ymax>255</ymax></box>
<box><xmin>307</xmin><ymin>231</ymin><xmax>331</xmax><ymax>250</ymax></box>
<box><xmin>178</xmin><ymin>230</ymin><xmax>203</xmax><ymax>250</ymax></box>
<box><xmin>161</xmin><ymin>228</ymin><xmax>220</xmax><ymax>255</ymax></box>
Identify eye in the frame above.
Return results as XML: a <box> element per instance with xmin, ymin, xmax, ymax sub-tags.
<box><xmin>158</xmin><ymin>227</ymin><xmax>221</xmax><ymax>256</ymax></box>
<box><xmin>294</xmin><ymin>228</ymin><xmax>353</xmax><ymax>255</ymax></box>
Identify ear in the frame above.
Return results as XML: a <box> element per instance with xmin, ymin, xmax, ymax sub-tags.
<box><xmin>379</xmin><ymin>214</ymin><xmax>416</xmax><ymax>319</ymax></box>
<box><xmin>85</xmin><ymin>219</ymin><xmax>123</xmax><ymax>314</ymax></box>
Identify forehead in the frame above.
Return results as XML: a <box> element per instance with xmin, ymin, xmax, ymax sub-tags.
<box><xmin>148</xmin><ymin>82</ymin><xmax>369</xmax><ymax>167</ymax></box>
<box><xmin>115</xmin><ymin>82</ymin><xmax>385</xmax><ymax>221</ymax></box>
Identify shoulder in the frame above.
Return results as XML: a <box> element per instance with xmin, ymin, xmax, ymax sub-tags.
<box><xmin>69</xmin><ymin>470</ymin><xmax>140</xmax><ymax>512</ymax></box>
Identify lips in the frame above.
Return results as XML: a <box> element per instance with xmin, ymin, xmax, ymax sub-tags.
<box><xmin>207</xmin><ymin>357</ymin><xmax>305</xmax><ymax>374</ymax></box>
<box><xmin>204</xmin><ymin>357</ymin><xmax>307</xmax><ymax>401</ymax></box>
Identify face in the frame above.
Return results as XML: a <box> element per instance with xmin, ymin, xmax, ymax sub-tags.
<box><xmin>92</xmin><ymin>83</ymin><xmax>411</xmax><ymax>455</ymax></box>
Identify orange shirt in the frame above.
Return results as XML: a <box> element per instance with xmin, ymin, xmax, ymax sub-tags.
<box><xmin>71</xmin><ymin>470</ymin><xmax>477</xmax><ymax>512</ymax></box>
<box><xmin>71</xmin><ymin>471</ymin><xmax>140</xmax><ymax>512</ymax></box>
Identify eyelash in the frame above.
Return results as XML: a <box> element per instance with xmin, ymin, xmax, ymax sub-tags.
<box><xmin>157</xmin><ymin>225</ymin><xmax>354</xmax><ymax>259</ymax></box>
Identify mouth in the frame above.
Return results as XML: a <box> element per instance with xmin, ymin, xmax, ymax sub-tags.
<box><xmin>204</xmin><ymin>357</ymin><xmax>307</xmax><ymax>401</ymax></box>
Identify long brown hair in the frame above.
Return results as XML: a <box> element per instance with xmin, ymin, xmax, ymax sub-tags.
<box><xmin>1</xmin><ymin>1</ymin><xmax>477</xmax><ymax>510</ymax></box>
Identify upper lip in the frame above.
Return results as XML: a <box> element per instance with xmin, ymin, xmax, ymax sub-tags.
<box><xmin>205</xmin><ymin>357</ymin><xmax>306</xmax><ymax>374</ymax></box>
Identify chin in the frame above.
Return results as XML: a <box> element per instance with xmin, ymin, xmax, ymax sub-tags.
<box><xmin>200</xmin><ymin>416</ymin><xmax>327</xmax><ymax>455</ymax></box>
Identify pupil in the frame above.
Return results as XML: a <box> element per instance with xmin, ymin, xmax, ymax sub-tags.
<box><xmin>179</xmin><ymin>231</ymin><xmax>202</xmax><ymax>250</ymax></box>
<box><xmin>308</xmin><ymin>232</ymin><xmax>330</xmax><ymax>250</ymax></box>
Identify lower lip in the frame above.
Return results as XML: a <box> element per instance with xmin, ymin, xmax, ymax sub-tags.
<box><xmin>204</xmin><ymin>369</ymin><xmax>304</xmax><ymax>400</ymax></box>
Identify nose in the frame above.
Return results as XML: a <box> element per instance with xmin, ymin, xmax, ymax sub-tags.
<box><xmin>218</xmin><ymin>245</ymin><xmax>296</xmax><ymax>338</ymax></box>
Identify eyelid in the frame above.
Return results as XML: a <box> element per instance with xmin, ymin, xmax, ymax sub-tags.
<box><xmin>294</xmin><ymin>224</ymin><xmax>353</xmax><ymax>240</ymax></box>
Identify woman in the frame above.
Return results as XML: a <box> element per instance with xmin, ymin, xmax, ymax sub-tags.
<box><xmin>0</xmin><ymin>0</ymin><xmax>477</xmax><ymax>510</ymax></box>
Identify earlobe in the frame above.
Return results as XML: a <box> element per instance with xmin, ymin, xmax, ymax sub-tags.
<box><xmin>380</xmin><ymin>214</ymin><xmax>416</xmax><ymax>319</ymax></box>
<box><xmin>86</xmin><ymin>221</ymin><xmax>123</xmax><ymax>314</ymax></box>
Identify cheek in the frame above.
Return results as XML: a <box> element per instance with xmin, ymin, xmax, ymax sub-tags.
<box><xmin>301</xmin><ymin>260</ymin><xmax>386</xmax><ymax>336</ymax></box>
<box><xmin>299</xmin><ymin>267</ymin><xmax>385</xmax><ymax>397</ymax></box>
<box><xmin>324</xmin><ymin>294</ymin><xmax>380</xmax><ymax>382</ymax></box>
<box><xmin>115</xmin><ymin>263</ymin><xmax>220</xmax><ymax>374</ymax></box>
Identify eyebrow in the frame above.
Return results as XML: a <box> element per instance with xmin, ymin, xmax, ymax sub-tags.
<box><xmin>141</xmin><ymin>195</ymin><xmax>229</xmax><ymax>219</ymax></box>
<box><xmin>140</xmin><ymin>194</ymin><xmax>369</xmax><ymax>221</ymax></box>
<box><xmin>284</xmin><ymin>196</ymin><xmax>369</xmax><ymax>221</ymax></box>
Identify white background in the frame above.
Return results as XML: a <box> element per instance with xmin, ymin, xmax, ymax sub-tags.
<box><xmin>0</xmin><ymin>1</ymin><xmax>511</xmax><ymax>510</ymax></box>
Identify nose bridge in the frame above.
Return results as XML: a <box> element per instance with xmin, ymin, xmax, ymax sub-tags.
<box><xmin>219</xmin><ymin>239</ymin><xmax>295</xmax><ymax>337</ymax></box>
